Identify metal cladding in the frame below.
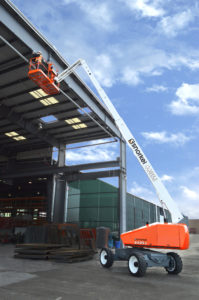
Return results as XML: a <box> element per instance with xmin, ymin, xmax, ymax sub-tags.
<box><xmin>67</xmin><ymin>179</ymin><xmax>171</xmax><ymax>232</ymax></box>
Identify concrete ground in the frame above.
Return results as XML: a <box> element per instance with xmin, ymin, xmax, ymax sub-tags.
<box><xmin>0</xmin><ymin>235</ymin><xmax>198</xmax><ymax>300</ymax></box>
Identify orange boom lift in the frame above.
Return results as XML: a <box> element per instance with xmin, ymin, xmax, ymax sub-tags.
<box><xmin>28</xmin><ymin>56</ymin><xmax>189</xmax><ymax>277</ymax></box>
<box><xmin>28</xmin><ymin>52</ymin><xmax>60</xmax><ymax>95</ymax></box>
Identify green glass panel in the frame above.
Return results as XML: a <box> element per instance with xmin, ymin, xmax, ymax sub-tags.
<box><xmin>99</xmin><ymin>193</ymin><xmax>118</xmax><ymax>207</ymax></box>
<box><xmin>68</xmin><ymin>181</ymin><xmax>80</xmax><ymax>194</ymax></box>
<box><xmin>79</xmin><ymin>180</ymin><xmax>100</xmax><ymax>194</ymax></box>
<box><xmin>79</xmin><ymin>197</ymin><xmax>99</xmax><ymax>208</ymax></box>
<box><xmin>67</xmin><ymin>194</ymin><xmax>80</xmax><ymax>208</ymax></box>
<box><xmin>135</xmin><ymin>197</ymin><xmax>143</xmax><ymax>209</ymax></box>
<box><xmin>99</xmin><ymin>207</ymin><xmax>117</xmax><ymax>222</ymax></box>
<box><xmin>67</xmin><ymin>208</ymin><xmax>79</xmax><ymax>222</ymax></box>
<box><xmin>79</xmin><ymin>207</ymin><xmax>98</xmax><ymax>222</ymax></box>
<box><xmin>99</xmin><ymin>180</ymin><xmax>118</xmax><ymax>193</ymax></box>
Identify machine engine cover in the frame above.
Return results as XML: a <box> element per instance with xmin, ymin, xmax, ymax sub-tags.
<box><xmin>120</xmin><ymin>223</ymin><xmax>189</xmax><ymax>250</ymax></box>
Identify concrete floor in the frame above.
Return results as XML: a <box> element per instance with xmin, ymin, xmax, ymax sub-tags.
<box><xmin>0</xmin><ymin>235</ymin><xmax>198</xmax><ymax>300</ymax></box>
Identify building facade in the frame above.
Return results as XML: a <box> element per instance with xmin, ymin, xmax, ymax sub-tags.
<box><xmin>67</xmin><ymin>179</ymin><xmax>171</xmax><ymax>232</ymax></box>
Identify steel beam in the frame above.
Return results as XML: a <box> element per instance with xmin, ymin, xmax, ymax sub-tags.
<box><xmin>0</xmin><ymin>103</ymin><xmax>60</xmax><ymax>148</ymax></box>
<box><xmin>0</xmin><ymin>160</ymin><xmax>120</xmax><ymax>179</ymax></box>
<box><xmin>66</xmin><ymin>169</ymin><xmax>120</xmax><ymax>181</ymax></box>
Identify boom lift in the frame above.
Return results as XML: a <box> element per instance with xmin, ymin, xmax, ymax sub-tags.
<box><xmin>28</xmin><ymin>52</ymin><xmax>60</xmax><ymax>95</ymax></box>
<box><xmin>28</xmin><ymin>55</ymin><xmax>189</xmax><ymax>277</ymax></box>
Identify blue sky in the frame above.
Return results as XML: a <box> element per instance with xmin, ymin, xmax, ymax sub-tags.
<box><xmin>12</xmin><ymin>0</ymin><xmax>199</xmax><ymax>218</ymax></box>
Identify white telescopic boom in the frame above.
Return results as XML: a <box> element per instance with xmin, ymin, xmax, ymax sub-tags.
<box><xmin>57</xmin><ymin>59</ymin><xmax>183</xmax><ymax>223</ymax></box>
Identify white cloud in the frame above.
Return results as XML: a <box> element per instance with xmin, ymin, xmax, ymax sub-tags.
<box><xmin>180</xmin><ymin>186</ymin><xmax>198</xmax><ymax>200</ymax></box>
<box><xmin>16</xmin><ymin>1</ymin><xmax>199</xmax><ymax>89</ymax></box>
<box><xmin>146</xmin><ymin>84</ymin><xmax>168</xmax><ymax>92</ymax></box>
<box><xmin>130</xmin><ymin>181</ymin><xmax>157</xmax><ymax>204</ymax></box>
<box><xmin>176</xmin><ymin>83</ymin><xmax>199</xmax><ymax>100</ymax></box>
<box><xmin>161</xmin><ymin>174</ymin><xmax>174</xmax><ymax>182</ymax></box>
<box><xmin>130</xmin><ymin>167</ymin><xmax>199</xmax><ymax>219</ymax></box>
<box><xmin>93</xmin><ymin>54</ymin><xmax>116</xmax><ymax>87</ymax></box>
<box><xmin>169</xmin><ymin>83</ymin><xmax>199</xmax><ymax>115</ymax></box>
<box><xmin>121</xmin><ymin>68</ymin><xmax>142</xmax><ymax>86</ymax></box>
<box><xmin>172</xmin><ymin>167</ymin><xmax>199</xmax><ymax>218</ymax></box>
<box><xmin>66</xmin><ymin>139</ymin><xmax>118</xmax><ymax>163</ymax></box>
<box><xmin>142</xmin><ymin>131</ymin><xmax>191</xmax><ymax>146</ymax></box>
<box><xmin>159</xmin><ymin>9</ymin><xmax>195</xmax><ymax>37</ymax></box>
<box><xmin>123</xmin><ymin>0</ymin><xmax>165</xmax><ymax>18</ymax></box>
<box><xmin>63</xmin><ymin>0</ymin><xmax>115</xmax><ymax>30</ymax></box>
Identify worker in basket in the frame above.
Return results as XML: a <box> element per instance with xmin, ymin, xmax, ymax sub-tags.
<box><xmin>31</xmin><ymin>51</ymin><xmax>58</xmax><ymax>82</ymax></box>
<box><xmin>31</xmin><ymin>51</ymin><xmax>49</xmax><ymax>73</ymax></box>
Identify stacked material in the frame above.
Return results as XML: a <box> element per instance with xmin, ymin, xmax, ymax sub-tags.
<box><xmin>14</xmin><ymin>244</ymin><xmax>95</xmax><ymax>263</ymax></box>
<box><xmin>24</xmin><ymin>224</ymin><xmax>79</xmax><ymax>247</ymax></box>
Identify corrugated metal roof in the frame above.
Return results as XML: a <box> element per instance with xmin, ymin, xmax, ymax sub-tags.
<box><xmin>0</xmin><ymin>0</ymin><xmax>120</xmax><ymax>160</ymax></box>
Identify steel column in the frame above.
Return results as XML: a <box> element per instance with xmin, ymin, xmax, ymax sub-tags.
<box><xmin>57</xmin><ymin>144</ymin><xmax>66</xmax><ymax>167</ymax></box>
<box><xmin>52</xmin><ymin>174</ymin><xmax>67</xmax><ymax>223</ymax></box>
<box><xmin>51</xmin><ymin>145</ymin><xmax>67</xmax><ymax>223</ymax></box>
<box><xmin>119</xmin><ymin>139</ymin><xmax>127</xmax><ymax>236</ymax></box>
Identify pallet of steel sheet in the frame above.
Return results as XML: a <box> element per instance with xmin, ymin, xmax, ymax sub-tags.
<box><xmin>14</xmin><ymin>248</ymin><xmax>51</xmax><ymax>255</ymax></box>
<box><xmin>14</xmin><ymin>254</ymin><xmax>48</xmax><ymax>260</ymax></box>
<box><xmin>48</xmin><ymin>250</ymin><xmax>95</xmax><ymax>263</ymax></box>
<box><xmin>48</xmin><ymin>249</ymin><xmax>94</xmax><ymax>259</ymax></box>
<box><xmin>15</xmin><ymin>243</ymin><xmax>70</xmax><ymax>250</ymax></box>
<box><xmin>50</xmin><ymin>254</ymin><xmax>94</xmax><ymax>263</ymax></box>
<box><xmin>49</xmin><ymin>248</ymin><xmax>94</xmax><ymax>256</ymax></box>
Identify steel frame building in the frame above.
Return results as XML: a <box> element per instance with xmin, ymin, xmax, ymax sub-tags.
<box><xmin>0</xmin><ymin>0</ymin><xmax>127</xmax><ymax>234</ymax></box>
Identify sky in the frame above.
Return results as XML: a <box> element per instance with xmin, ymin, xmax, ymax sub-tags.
<box><xmin>12</xmin><ymin>0</ymin><xmax>199</xmax><ymax>219</ymax></box>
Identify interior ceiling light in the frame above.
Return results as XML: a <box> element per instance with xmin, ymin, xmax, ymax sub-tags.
<box><xmin>29</xmin><ymin>89</ymin><xmax>48</xmax><ymax>99</ymax></box>
<box><xmin>65</xmin><ymin>117</ymin><xmax>81</xmax><ymax>125</ymax></box>
<box><xmin>72</xmin><ymin>123</ymin><xmax>87</xmax><ymax>130</ymax></box>
<box><xmin>29</xmin><ymin>89</ymin><xmax>59</xmax><ymax>106</ymax></box>
<box><xmin>5</xmin><ymin>131</ymin><xmax>26</xmax><ymax>141</ymax></box>
<box><xmin>13</xmin><ymin>136</ymin><xmax>26</xmax><ymax>141</ymax></box>
<box><xmin>40</xmin><ymin>97</ymin><xmax>58</xmax><ymax>106</ymax></box>
<box><xmin>40</xmin><ymin>115</ymin><xmax>57</xmax><ymax>123</ymax></box>
<box><xmin>5</xmin><ymin>131</ymin><xmax>19</xmax><ymax>137</ymax></box>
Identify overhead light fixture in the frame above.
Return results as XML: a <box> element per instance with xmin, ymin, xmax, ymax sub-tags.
<box><xmin>29</xmin><ymin>89</ymin><xmax>59</xmax><ymax>106</ymax></box>
<box><xmin>5</xmin><ymin>131</ymin><xmax>18</xmax><ymax>137</ymax></box>
<box><xmin>29</xmin><ymin>89</ymin><xmax>48</xmax><ymax>99</ymax></box>
<box><xmin>5</xmin><ymin>131</ymin><xmax>26</xmax><ymax>141</ymax></box>
<box><xmin>72</xmin><ymin>123</ymin><xmax>87</xmax><ymax>130</ymax></box>
<box><xmin>65</xmin><ymin>117</ymin><xmax>81</xmax><ymax>125</ymax></box>
<box><xmin>13</xmin><ymin>136</ymin><xmax>26</xmax><ymax>141</ymax></box>
<box><xmin>40</xmin><ymin>97</ymin><xmax>58</xmax><ymax>106</ymax></box>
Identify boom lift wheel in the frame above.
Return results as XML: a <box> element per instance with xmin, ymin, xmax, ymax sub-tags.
<box><xmin>100</xmin><ymin>248</ymin><xmax>114</xmax><ymax>268</ymax></box>
<box><xmin>165</xmin><ymin>252</ymin><xmax>183</xmax><ymax>275</ymax></box>
<box><xmin>128</xmin><ymin>253</ymin><xmax>147</xmax><ymax>277</ymax></box>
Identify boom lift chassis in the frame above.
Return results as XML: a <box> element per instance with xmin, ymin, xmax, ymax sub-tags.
<box><xmin>100</xmin><ymin>247</ymin><xmax>182</xmax><ymax>277</ymax></box>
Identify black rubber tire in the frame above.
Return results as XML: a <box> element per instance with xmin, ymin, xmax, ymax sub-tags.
<box><xmin>128</xmin><ymin>252</ymin><xmax>147</xmax><ymax>277</ymax></box>
<box><xmin>165</xmin><ymin>252</ymin><xmax>183</xmax><ymax>275</ymax></box>
<box><xmin>99</xmin><ymin>248</ymin><xmax>114</xmax><ymax>268</ymax></box>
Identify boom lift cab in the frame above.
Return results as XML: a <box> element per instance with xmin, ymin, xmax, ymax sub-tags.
<box><xmin>28</xmin><ymin>56</ymin><xmax>190</xmax><ymax>277</ymax></box>
<box><xmin>28</xmin><ymin>52</ymin><xmax>60</xmax><ymax>95</ymax></box>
